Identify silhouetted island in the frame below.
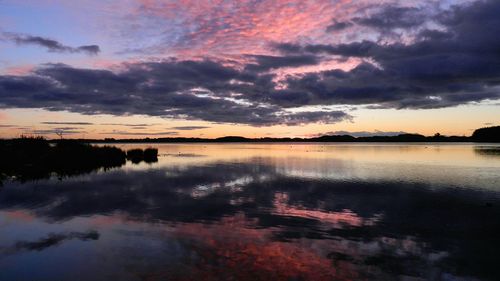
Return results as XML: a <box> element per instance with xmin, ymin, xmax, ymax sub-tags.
<box><xmin>471</xmin><ymin>126</ymin><xmax>500</xmax><ymax>142</ymax></box>
<box><xmin>0</xmin><ymin>138</ymin><xmax>158</xmax><ymax>183</ymax></box>
<box><xmin>82</xmin><ymin>125</ymin><xmax>498</xmax><ymax>143</ymax></box>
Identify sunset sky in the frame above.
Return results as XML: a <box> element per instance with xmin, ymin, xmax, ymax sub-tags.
<box><xmin>0</xmin><ymin>0</ymin><xmax>499</xmax><ymax>139</ymax></box>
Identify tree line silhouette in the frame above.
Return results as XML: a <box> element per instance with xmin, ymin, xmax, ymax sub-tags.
<box><xmin>89</xmin><ymin>125</ymin><xmax>499</xmax><ymax>143</ymax></box>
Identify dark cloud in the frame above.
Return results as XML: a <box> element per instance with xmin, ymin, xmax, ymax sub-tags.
<box><xmin>353</xmin><ymin>5</ymin><xmax>427</xmax><ymax>30</ymax></box>
<box><xmin>100</xmin><ymin>123</ymin><xmax>158</xmax><ymax>129</ymax></box>
<box><xmin>416</xmin><ymin>29</ymin><xmax>452</xmax><ymax>41</ymax></box>
<box><xmin>3</xmin><ymin>231</ymin><xmax>99</xmax><ymax>254</ymax></box>
<box><xmin>0</xmin><ymin>60</ymin><xmax>350</xmax><ymax>126</ymax></box>
<box><xmin>41</xmin><ymin>121</ymin><xmax>94</xmax><ymax>125</ymax></box>
<box><xmin>326</xmin><ymin>21</ymin><xmax>353</xmax><ymax>32</ymax></box>
<box><xmin>75</xmin><ymin>45</ymin><xmax>100</xmax><ymax>55</ymax></box>
<box><xmin>31</xmin><ymin>128</ymin><xmax>86</xmax><ymax>135</ymax></box>
<box><xmin>2</xmin><ymin>32</ymin><xmax>100</xmax><ymax>55</ymax></box>
<box><xmin>101</xmin><ymin>123</ymin><xmax>158</xmax><ymax>127</ymax></box>
<box><xmin>324</xmin><ymin>4</ymin><xmax>431</xmax><ymax>36</ymax></box>
<box><xmin>171</xmin><ymin>126</ymin><xmax>211</xmax><ymax>130</ymax></box>
<box><xmin>245</xmin><ymin>54</ymin><xmax>320</xmax><ymax>71</ymax></box>
<box><xmin>100</xmin><ymin>131</ymin><xmax>179</xmax><ymax>136</ymax></box>
<box><xmin>270</xmin><ymin>42</ymin><xmax>303</xmax><ymax>54</ymax></box>
<box><xmin>277</xmin><ymin>111</ymin><xmax>351</xmax><ymax>125</ymax></box>
<box><xmin>272</xmin><ymin>0</ymin><xmax>500</xmax><ymax>109</ymax></box>
<box><xmin>318</xmin><ymin>130</ymin><xmax>407</xmax><ymax>137</ymax></box>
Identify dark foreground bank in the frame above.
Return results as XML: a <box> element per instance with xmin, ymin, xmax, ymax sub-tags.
<box><xmin>0</xmin><ymin>138</ymin><xmax>158</xmax><ymax>182</ymax></box>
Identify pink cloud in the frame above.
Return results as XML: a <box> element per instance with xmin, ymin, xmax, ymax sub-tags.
<box><xmin>3</xmin><ymin>64</ymin><xmax>35</xmax><ymax>75</ymax></box>
<box><xmin>129</xmin><ymin>0</ymin><xmax>368</xmax><ymax>58</ymax></box>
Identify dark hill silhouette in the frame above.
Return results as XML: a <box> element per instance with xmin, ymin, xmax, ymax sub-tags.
<box><xmin>472</xmin><ymin>126</ymin><xmax>500</xmax><ymax>142</ymax></box>
<box><xmin>215</xmin><ymin>136</ymin><xmax>250</xmax><ymax>142</ymax></box>
<box><xmin>85</xmin><ymin>131</ymin><xmax>478</xmax><ymax>143</ymax></box>
<box><xmin>312</xmin><ymin>135</ymin><xmax>356</xmax><ymax>142</ymax></box>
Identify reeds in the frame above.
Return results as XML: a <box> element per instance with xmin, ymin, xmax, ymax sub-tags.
<box><xmin>0</xmin><ymin>137</ymin><xmax>163</xmax><ymax>183</ymax></box>
<box><xmin>126</xmin><ymin>148</ymin><xmax>158</xmax><ymax>164</ymax></box>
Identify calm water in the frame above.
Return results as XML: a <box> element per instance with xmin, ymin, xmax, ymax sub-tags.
<box><xmin>1</xmin><ymin>143</ymin><xmax>499</xmax><ymax>281</ymax></box>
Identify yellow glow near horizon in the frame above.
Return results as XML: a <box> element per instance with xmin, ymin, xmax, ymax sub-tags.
<box><xmin>1</xmin><ymin>101</ymin><xmax>498</xmax><ymax>139</ymax></box>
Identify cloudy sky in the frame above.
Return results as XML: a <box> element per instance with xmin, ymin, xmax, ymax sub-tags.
<box><xmin>0</xmin><ymin>0</ymin><xmax>499</xmax><ymax>138</ymax></box>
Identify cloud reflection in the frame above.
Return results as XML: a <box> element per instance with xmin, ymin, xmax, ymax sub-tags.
<box><xmin>0</xmin><ymin>159</ymin><xmax>499</xmax><ymax>279</ymax></box>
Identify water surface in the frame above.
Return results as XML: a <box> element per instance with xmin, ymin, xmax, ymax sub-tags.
<box><xmin>1</xmin><ymin>143</ymin><xmax>499</xmax><ymax>280</ymax></box>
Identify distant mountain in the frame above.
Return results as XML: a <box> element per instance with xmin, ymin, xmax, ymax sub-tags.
<box><xmin>311</xmin><ymin>135</ymin><xmax>356</xmax><ymax>142</ymax></box>
<box><xmin>472</xmin><ymin>126</ymin><xmax>500</xmax><ymax>142</ymax></box>
<box><xmin>76</xmin><ymin>133</ymin><xmax>473</xmax><ymax>143</ymax></box>
<box><xmin>10</xmin><ymin>125</ymin><xmax>499</xmax><ymax>143</ymax></box>
<box><xmin>215</xmin><ymin>136</ymin><xmax>250</xmax><ymax>142</ymax></box>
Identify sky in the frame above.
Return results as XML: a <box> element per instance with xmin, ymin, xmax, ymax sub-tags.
<box><xmin>0</xmin><ymin>0</ymin><xmax>499</xmax><ymax>139</ymax></box>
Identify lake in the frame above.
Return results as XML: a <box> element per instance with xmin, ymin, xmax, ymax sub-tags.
<box><xmin>1</xmin><ymin>143</ymin><xmax>499</xmax><ymax>281</ymax></box>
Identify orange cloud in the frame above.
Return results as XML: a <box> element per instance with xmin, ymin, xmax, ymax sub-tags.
<box><xmin>0</xmin><ymin>111</ymin><xmax>8</xmax><ymax>121</ymax></box>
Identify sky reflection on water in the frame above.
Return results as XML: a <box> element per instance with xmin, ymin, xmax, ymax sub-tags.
<box><xmin>0</xmin><ymin>143</ymin><xmax>499</xmax><ymax>281</ymax></box>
